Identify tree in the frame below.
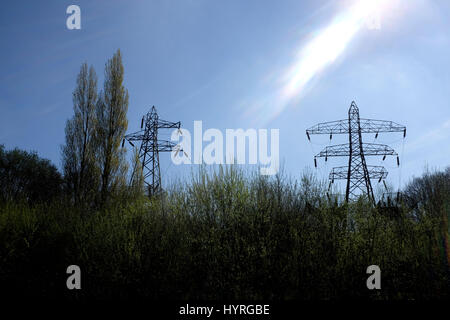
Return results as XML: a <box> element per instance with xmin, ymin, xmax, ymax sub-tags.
<box><xmin>403</xmin><ymin>167</ymin><xmax>450</xmax><ymax>271</ymax></box>
<box><xmin>0</xmin><ymin>145</ymin><xmax>62</xmax><ymax>204</ymax></box>
<box><xmin>404</xmin><ymin>167</ymin><xmax>450</xmax><ymax>217</ymax></box>
<box><xmin>129</xmin><ymin>146</ymin><xmax>145</xmax><ymax>199</ymax></box>
<box><xmin>95</xmin><ymin>49</ymin><xmax>129</xmax><ymax>204</ymax></box>
<box><xmin>61</xmin><ymin>63</ymin><xmax>99</xmax><ymax>205</ymax></box>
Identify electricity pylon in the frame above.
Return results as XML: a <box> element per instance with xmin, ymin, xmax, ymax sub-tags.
<box><xmin>122</xmin><ymin>106</ymin><xmax>182</xmax><ymax>196</ymax></box>
<box><xmin>306</xmin><ymin>101</ymin><xmax>406</xmax><ymax>203</ymax></box>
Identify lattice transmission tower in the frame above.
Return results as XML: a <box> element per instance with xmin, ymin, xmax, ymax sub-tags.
<box><xmin>306</xmin><ymin>101</ymin><xmax>406</xmax><ymax>203</ymax></box>
<box><xmin>122</xmin><ymin>106</ymin><xmax>182</xmax><ymax>196</ymax></box>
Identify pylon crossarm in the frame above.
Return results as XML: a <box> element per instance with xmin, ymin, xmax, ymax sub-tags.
<box><xmin>329</xmin><ymin>165</ymin><xmax>388</xmax><ymax>180</ymax></box>
<box><xmin>157</xmin><ymin>140</ymin><xmax>178</xmax><ymax>152</ymax></box>
<box><xmin>361</xmin><ymin>143</ymin><xmax>398</xmax><ymax>156</ymax></box>
<box><xmin>306</xmin><ymin>119</ymin><xmax>349</xmax><ymax>135</ymax></box>
<box><xmin>306</xmin><ymin>119</ymin><xmax>406</xmax><ymax>137</ymax></box>
<box><xmin>359</xmin><ymin>119</ymin><xmax>406</xmax><ymax>134</ymax></box>
<box><xmin>315</xmin><ymin>143</ymin><xmax>397</xmax><ymax>158</ymax></box>
<box><xmin>315</xmin><ymin>143</ymin><xmax>349</xmax><ymax>158</ymax></box>
<box><xmin>124</xmin><ymin>131</ymin><xmax>145</xmax><ymax>141</ymax></box>
<box><xmin>124</xmin><ymin>134</ymin><xmax>178</xmax><ymax>151</ymax></box>
<box><xmin>157</xmin><ymin>119</ymin><xmax>181</xmax><ymax>129</ymax></box>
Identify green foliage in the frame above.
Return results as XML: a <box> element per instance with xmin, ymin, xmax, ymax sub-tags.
<box><xmin>0</xmin><ymin>166</ymin><xmax>448</xmax><ymax>300</ymax></box>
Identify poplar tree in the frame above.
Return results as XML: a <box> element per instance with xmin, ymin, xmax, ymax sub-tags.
<box><xmin>95</xmin><ymin>49</ymin><xmax>129</xmax><ymax>204</ymax></box>
<box><xmin>62</xmin><ymin>63</ymin><xmax>99</xmax><ymax>204</ymax></box>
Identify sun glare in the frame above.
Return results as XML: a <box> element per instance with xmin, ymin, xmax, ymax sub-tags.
<box><xmin>242</xmin><ymin>0</ymin><xmax>396</xmax><ymax>125</ymax></box>
<box><xmin>282</xmin><ymin>0</ymin><xmax>390</xmax><ymax>100</ymax></box>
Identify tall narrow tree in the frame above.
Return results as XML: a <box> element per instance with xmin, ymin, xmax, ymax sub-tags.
<box><xmin>96</xmin><ymin>49</ymin><xmax>129</xmax><ymax>204</ymax></box>
<box><xmin>62</xmin><ymin>63</ymin><xmax>99</xmax><ymax>204</ymax></box>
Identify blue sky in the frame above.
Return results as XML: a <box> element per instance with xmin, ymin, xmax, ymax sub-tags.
<box><xmin>0</xmin><ymin>0</ymin><xmax>449</xmax><ymax>193</ymax></box>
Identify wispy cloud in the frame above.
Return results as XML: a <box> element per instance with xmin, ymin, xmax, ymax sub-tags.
<box><xmin>406</xmin><ymin>118</ymin><xmax>450</xmax><ymax>153</ymax></box>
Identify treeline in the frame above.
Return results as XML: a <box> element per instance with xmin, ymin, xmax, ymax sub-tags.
<box><xmin>0</xmin><ymin>164</ymin><xmax>448</xmax><ymax>300</ymax></box>
<box><xmin>0</xmin><ymin>49</ymin><xmax>449</xmax><ymax>300</ymax></box>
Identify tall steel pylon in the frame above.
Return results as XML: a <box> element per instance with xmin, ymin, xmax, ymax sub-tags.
<box><xmin>122</xmin><ymin>106</ymin><xmax>181</xmax><ymax>196</ymax></box>
<box><xmin>306</xmin><ymin>101</ymin><xmax>406</xmax><ymax>203</ymax></box>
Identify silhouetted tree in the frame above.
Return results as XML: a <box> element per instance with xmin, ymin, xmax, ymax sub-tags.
<box><xmin>61</xmin><ymin>63</ymin><xmax>99</xmax><ymax>205</ymax></box>
<box><xmin>95</xmin><ymin>49</ymin><xmax>129</xmax><ymax>204</ymax></box>
<box><xmin>403</xmin><ymin>166</ymin><xmax>450</xmax><ymax>270</ymax></box>
<box><xmin>404</xmin><ymin>167</ymin><xmax>449</xmax><ymax>218</ymax></box>
<box><xmin>0</xmin><ymin>145</ymin><xmax>62</xmax><ymax>204</ymax></box>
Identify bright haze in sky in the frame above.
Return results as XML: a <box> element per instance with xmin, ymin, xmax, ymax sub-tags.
<box><xmin>0</xmin><ymin>0</ymin><xmax>449</xmax><ymax>193</ymax></box>
<box><xmin>282</xmin><ymin>1</ymin><xmax>391</xmax><ymax>104</ymax></box>
<box><xmin>248</xmin><ymin>0</ymin><xmax>395</xmax><ymax>123</ymax></box>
